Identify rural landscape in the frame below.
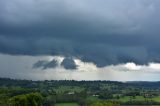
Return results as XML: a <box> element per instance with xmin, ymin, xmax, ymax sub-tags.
<box><xmin>1</xmin><ymin>78</ymin><xmax>160</xmax><ymax>106</ymax></box>
<box><xmin>1</xmin><ymin>0</ymin><xmax>160</xmax><ymax>106</ymax></box>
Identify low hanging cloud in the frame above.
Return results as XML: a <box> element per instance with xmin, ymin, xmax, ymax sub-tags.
<box><xmin>33</xmin><ymin>60</ymin><xmax>49</xmax><ymax>69</ymax></box>
<box><xmin>0</xmin><ymin>54</ymin><xmax>160</xmax><ymax>81</ymax></box>
<box><xmin>0</xmin><ymin>0</ymin><xmax>160</xmax><ymax>67</ymax></box>
<box><xmin>61</xmin><ymin>58</ymin><xmax>77</xmax><ymax>70</ymax></box>
<box><xmin>33</xmin><ymin>59</ymin><xmax>58</xmax><ymax>70</ymax></box>
<box><xmin>33</xmin><ymin>57</ymin><xmax>77</xmax><ymax>70</ymax></box>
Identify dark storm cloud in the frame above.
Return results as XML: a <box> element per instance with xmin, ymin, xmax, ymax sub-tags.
<box><xmin>0</xmin><ymin>0</ymin><xmax>160</xmax><ymax>67</ymax></box>
<box><xmin>33</xmin><ymin>59</ymin><xmax>58</xmax><ymax>70</ymax></box>
<box><xmin>33</xmin><ymin>60</ymin><xmax>48</xmax><ymax>69</ymax></box>
<box><xmin>61</xmin><ymin>58</ymin><xmax>77</xmax><ymax>70</ymax></box>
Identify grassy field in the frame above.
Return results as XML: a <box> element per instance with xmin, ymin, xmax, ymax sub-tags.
<box><xmin>116</xmin><ymin>96</ymin><xmax>145</xmax><ymax>102</ymax></box>
<box><xmin>55</xmin><ymin>103</ymin><xmax>79</xmax><ymax>106</ymax></box>
<box><xmin>86</xmin><ymin>96</ymin><xmax>101</xmax><ymax>102</ymax></box>
<box><xmin>87</xmin><ymin>95</ymin><xmax>160</xmax><ymax>103</ymax></box>
<box><xmin>152</xmin><ymin>96</ymin><xmax>160</xmax><ymax>102</ymax></box>
<box><xmin>110</xmin><ymin>96</ymin><xmax>160</xmax><ymax>103</ymax></box>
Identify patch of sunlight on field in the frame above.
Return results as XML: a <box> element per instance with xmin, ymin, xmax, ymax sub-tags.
<box><xmin>152</xmin><ymin>96</ymin><xmax>160</xmax><ymax>102</ymax></box>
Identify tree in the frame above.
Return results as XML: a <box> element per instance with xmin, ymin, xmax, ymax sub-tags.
<box><xmin>10</xmin><ymin>93</ymin><xmax>42</xmax><ymax>106</ymax></box>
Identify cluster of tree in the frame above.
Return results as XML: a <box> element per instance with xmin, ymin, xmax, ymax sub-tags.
<box><xmin>98</xmin><ymin>91</ymin><xmax>113</xmax><ymax>99</ymax></box>
<box><xmin>9</xmin><ymin>93</ymin><xmax>42</xmax><ymax>106</ymax></box>
<box><xmin>125</xmin><ymin>91</ymin><xmax>140</xmax><ymax>96</ymax></box>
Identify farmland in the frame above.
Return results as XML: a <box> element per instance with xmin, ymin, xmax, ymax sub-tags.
<box><xmin>1</xmin><ymin>78</ymin><xmax>160</xmax><ymax>106</ymax></box>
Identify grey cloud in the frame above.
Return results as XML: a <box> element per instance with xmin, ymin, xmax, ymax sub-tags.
<box><xmin>0</xmin><ymin>0</ymin><xmax>160</xmax><ymax>67</ymax></box>
<box><xmin>33</xmin><ymin>60</ymin><xmax>48</xmax><ymax>69</ymax></box>
<box><xmin>33</xmin><ymin>59</ymin><xmax>58</xmax><ymax>70</ymax></box>
<box><xmin>0</xmin><ymin>54</ymin><xmax>160</xmax><ymax>81</ymax></box>
<box><xmin>43</xmin><ymin>60</ymin><xmax>58</xmax><ymax>69</ymax></box>
<box><xmin>61</xmin><ymin>58</ymin><xmax>77</xmax><ymax>70</ymax></box>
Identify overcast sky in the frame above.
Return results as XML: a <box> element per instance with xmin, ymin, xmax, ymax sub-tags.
<box><xmin>0</xmin><ymin>0</ymin><xmax>160</xmax><ymax>81</ymax></box>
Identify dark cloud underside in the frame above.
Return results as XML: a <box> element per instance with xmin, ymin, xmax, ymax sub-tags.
<box><xmin>61</xmin><ymin>58</ymin><xmax>77</xmax><ymax>69</ymax></box>
<box><xmin>33</xmin><ymin>59</ymin><xmax>58</xmax><ymax>70</ymax></box>
<box><xmin>0</xmin><ymin>0</ymin><xmax>160</xmax><ymax>67</ymax></box>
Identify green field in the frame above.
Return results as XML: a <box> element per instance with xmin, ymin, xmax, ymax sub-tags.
<box><xmin>86</xmin><ymin>95</ymin><xmax>160</xmax><ymax>103</ymax></box>
<box><xmin>86</xmin><ymin>96</ymin><xmax>101</xmax><ymax>102</ymax></box>
<box><xmin>55</xmin><ymin>103</ymin><xmax>79</xmax><ymax>106</ymax></box>
<box><xmin>109</xmin><ymin>96</ymin><xmax>160</xmax><ymax>103</ymax></box>
<box><xmin>152</xmin><ymin>96</ymin><xmax>160</xmax><ymax>102</ymax></box>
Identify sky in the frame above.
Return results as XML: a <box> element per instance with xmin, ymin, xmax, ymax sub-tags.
<box><xmin>0</xmin><ymin>0</ymin><xmax>160</xmax><ymax>81</ymax></box>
